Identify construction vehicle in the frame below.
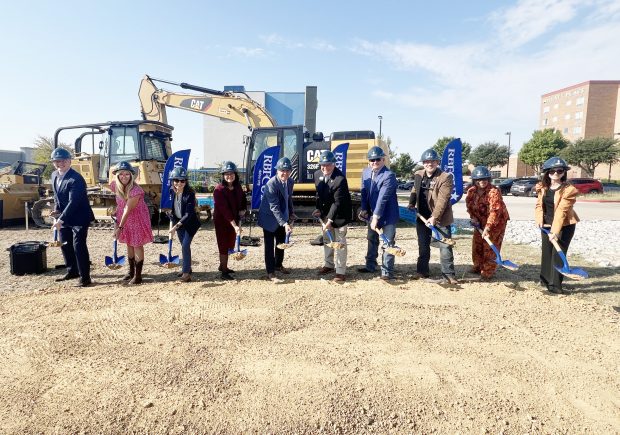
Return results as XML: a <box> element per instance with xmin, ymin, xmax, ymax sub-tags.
<box><xmin>138</xmin><ymin>75</ymin><xmax>388</xmax><ymax>216</ymax></box>
<box><xmin>31</xmin><ymin>120</ymin><xmax>175</xmax><ymax>227</ymax></box>
<box><xmin>0</xmin><ymin>161</ymin><xmax>47</xmax><ymax>227</ymax></box>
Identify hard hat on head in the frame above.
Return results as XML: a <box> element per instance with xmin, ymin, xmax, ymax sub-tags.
<box><xmin>542</xmin><ymin>157</ymin><xmax>570</xmax><ymax>172</ymax></box>
<box><xmin>112</xmin><ymin>161</ymin><xmax>136</xmax><ymax>175</ymax></box>
<box><xmin>276</xmin><ymin>157</ymin><xmax>292</xmax><ymax>171</ymax></box>
<box><xmin>170</xmin><ymin>166</ymin><xmax>188</xmax><ymax>180</ymax></box>
<box><xmin>319</xmin><ymin>150</ymin><xmax>336</xmax><ymax>164</ymax></box>
<box><xmin>50</xmin><ymin>148</ymin><xmax>72</xmax><ymax>161</ymax></box>
<box><xmin>420</xmin><ymin>149</ymin><xmax>440</xmax><ymax>162</ymax></box>
<box><xmin>471</xmin><ymin>166</ymin><xmax>492</xmax><ymax>180</ymax></box>
<box><xmin>367</xmin><ymin>146</ymin><xmax>385</xmax><ymax>160</ymax></box>
<box><xmin>221</xmin><ymin>161</ymin><xmax>238</xmax><ymax>174</ymax></box>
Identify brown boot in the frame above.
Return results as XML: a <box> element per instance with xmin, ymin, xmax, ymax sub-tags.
<box><xmin>129</xmin><ymin>260</ymin><xmax>143</xmax><ymax>285</ymax></box>
<box><xmin>123</xmin><ymin>257</ymin><xmax>135</xmax><ymax>281</ymax></box>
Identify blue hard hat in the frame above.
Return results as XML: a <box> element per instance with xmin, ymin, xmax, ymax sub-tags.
<box><xmin>276</xmin><ymin>157</ymin><xmax>292</xmax><ymax>171</ymax></box>
<box><xmin>367</xmin><ymin>146</ymin><xmax>385</xmax><ymax>160</ymax></box>
<box><xmin>319</xmin><ymin>150</ymin><xmax>336</xmax><ymax>164</ymax></box>
<box><xmin>471</xmin><ymin>166</ymin><xmax>492</xmax><ymax>180</ymax></box>
<box><xmin>221</xmin><ymin>161</ymin><xmax>238</xmax><ymax>174</ymax></box>
<box><xmin>542</xmin><ymin>157</ymin><xmax>570</xmax><ymax>172</ymax></box>
<box><xmin>50</xmin><ymin>148</ymin><xmax>72</xmax><ymax>161</ymax></box>
<box><xmin>420</xmin><ymin>149</ymin><xmax>440</xmax><ymax>162</ymax></box>
<box><xmin>112</xmin><ymin>161</ymin><xmax>136</xmax><ymax>175</ymax></box>
<box><xmin>170</xmin><ymin>166</ymin><xmax>188</xmax><ymax>180</ymax></box>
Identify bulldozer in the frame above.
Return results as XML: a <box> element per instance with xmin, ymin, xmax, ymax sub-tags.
<box><xmin>0</xmin><ymin>161</ymin><xmax>47</xmax><ymax>227</ymax></box>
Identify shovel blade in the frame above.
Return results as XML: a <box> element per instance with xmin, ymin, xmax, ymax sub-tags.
<box><xmin>501</xmin><ymin>260</ymin><xmax>519</xmax><ymax>271</ymax></box>
<box><xmin>159</xmin><ymin>253</ymin><xmax>169</xmax><ymax>265</ymax></box>
<box><xmin>105</xmin><ymin>256</ymin><xmax>114</xmax><ymax>266</ymax></box>
<box><xmin>116</xmin><ymin>256</ymin><xmax>127</xmax><ymax>266</ymax></box>
<box><xmin>555</xmin><ymin>266</ymin><xmax>588</xmax><ymax>280</ymax></box>
<box><xmin>228</xmin><ymin>248</ymin><xmax>237</xmax><ymax>255</ymax></box>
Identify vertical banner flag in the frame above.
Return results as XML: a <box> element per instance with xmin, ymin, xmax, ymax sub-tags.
<box><xmin>332</xmin><ymin>142</ymin><xmax>349</xmax><ymax>175</ymax></box>
<box><xmin>251</xmin><ymin>145</ymin><xmax>281</xmax><ymax>209</ymax></box>
<box><xmin>160</xmin><ymin>149</ymin><xmax>191</xmax><ymax>209</ymax></box>
<box><xmin>441</xmin><ymin>138</ymin><xmax>463</xmax><ymax>205</ymax></box>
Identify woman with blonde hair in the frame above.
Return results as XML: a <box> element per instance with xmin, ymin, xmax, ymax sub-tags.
<box><xmin>110</xmin><ymin>161</ymin><xmax>153</xmax><ymax>284</ymax></box>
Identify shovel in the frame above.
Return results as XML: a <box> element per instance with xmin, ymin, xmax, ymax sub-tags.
<box><xmin>105</xmin><ymin>219</ymin><xmax>126</xmax><ymax>270</ymax></box>
<box><xmin>229</xmin><ymin>234</ymin><xmax>248</xmax><ymax>261</ymax></box>
<box><xmin>541</xmin><ymin>228</ymin><xmax>588</xmax><ymax>280</ymax></box>
<box><xmin>473</xmin><ymin>224</ymin><xmax>518</xmax><ymax>271</ymax></box>
<box><xmin>318</xmin><ymin>218</ymin><xmax>345</xmax><ymax>250</ymax></box>
<box><xmin>276</xmin><ymin>231</ymin><xmax>294</xmax><ymax>249</ymax></box>
<box><xmin>48</xmin><ymin>220</ymin><xmax>62</xmax><ymax>247</ymax></box>
<box><xmin>417</xmin><ymin>215</ymin><xmax>456</xmax><ymax>246</ymax></box>
<box><xmin>159</xmin><ymin>221</ymin><xmax>180</xmax><ymax>268</ymax></box>
<box><xmin>360</xmin><ymin>216</ymin><xmax>405</xmax><ymax>256</ymax></box>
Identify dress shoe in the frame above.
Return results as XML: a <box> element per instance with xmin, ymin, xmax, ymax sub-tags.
<box><xmin>56</xmin><ymin>273</ymin><xmax>80</xmax><ymax>282</ymax></box>
<box><xmin>74</xmin><ymin>279</ymin><xmax>92</xmax><ymax>288</ymax></box>
<box><xmin>179</xmin><ymin>273</ymin><xmax>192</xmax><ymax>282</ymax></box>
<box><xmin>275</xmin><ymin>266</ymin><xmax>290</xmax><ymax>274</ymax></box>
<box><xmin>177</xmin><ymin>268</ymin><xmax>193</xmax><ymax>277</ymax></box>
<box><xmin>333</xmin><ymin>274</ymin><xmax>346</xmax><ymax>283</ymax></box>
<box><xmin>468</xmin><ymin>267</ymin><xmax>481</xmax><ymax>274</ymax></box>
<box><xmin>218</xmin><ymin>266</ymin><xmax>235</xmax><ymax>274</ymax></box>
<box><xmin>380</xmin><ymin>275</ymin><xmax>393</xmax><ymax>281</ymax></box>
<box><xmin>357</xmin><ymin>267</ymin><xmax>375</xmax><ymax>273</ymax></box>
<box><xmin>442</xmin><ymin>275</ymin><xmax>460</xmax><ymax>285</ymax></box>
<box><xmin>220</xmin><ymin>272</ymin><xmax>233</xmax><ymax>281</ymax></box>
<box><xmin>412</xmin><ymin>272</ymin><xmax>430</xmax><ymax>280</ymax></box>
<box><xmin>317</xmin><ymin>266</ymin><xmax>335</xmax><ymax>275</ymax></box>
<box><xmin>266</xmin><ymin>273</ymin><xmax>283</xmax><ymax>283</ymax></box>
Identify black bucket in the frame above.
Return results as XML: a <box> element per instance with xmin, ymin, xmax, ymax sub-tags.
<box><xmin>8</xmin><ymin>241</ymin><xmax>47</xmax><ymax>275</ymax></box>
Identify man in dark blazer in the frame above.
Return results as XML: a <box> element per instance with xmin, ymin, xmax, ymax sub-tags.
<box><xmin>50</xmin><ymin>148</ymin><xmax>95</xmax><ymax>287</ymax></box>
<box><xmin>358</xmin><ymin>146</ymin><xmax>399</xmax><ymax>280</ymax></box>
<box><xmin>312</xmin><ymin>150</ymin><xmax>352</xmax><ymax>282</ymax></box>
<box><xmin>257</xmin><ymin>157</ymin><xmax>295</xmax><ymax>281</ymax></box>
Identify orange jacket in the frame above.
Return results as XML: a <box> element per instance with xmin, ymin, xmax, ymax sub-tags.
<box><xmin>465</xmin><ymin>184</ymin><xmax>509</xmax><ymax>230</ymax></box>
<box><xmin>535</xmin><ymin>182</ymin><xmax>580</xmax><ymax>235</ymax></box>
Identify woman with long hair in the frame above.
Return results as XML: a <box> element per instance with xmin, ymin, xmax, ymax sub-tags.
<box><xmin>213</xmin><ymin>161</ymin><xmax>247</xmax><ymax>280</ymax></box>
<box><xmin>168</xmin><ymin>166</ymin><xmax>200</xmax><ymax>282</ymax></box>
<box><xmin>535</xmin><ymin>157</ymin><xmax>580</xmax><ymax>294</ymax></box>
<box><xmin>111</xmin><ymin>161</ymin><xmax>153</xmax><ymax>284</ymax></box>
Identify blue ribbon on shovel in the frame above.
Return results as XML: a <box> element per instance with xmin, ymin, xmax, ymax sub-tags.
<box><xmin>541</xmin><ymin>228</ymin><xmax>588</xmax><ymax>280</ymax></box>
<box><xmin>159</xmin><ymin>221</ymin><xmax>180</xmax><ymax>268</ymax></box>
<box><xmin>472</xmin><ymin>223</ymin><xmax>518</xmax><ymax>271</ymax></box>
<box><xmin>229</xmin><ymin>234</ymin><xmax>248</xmax><ymax>260</ymax></box>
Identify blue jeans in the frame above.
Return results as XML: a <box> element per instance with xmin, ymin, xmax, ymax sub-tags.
<box><xmin>176</xmin><ymin>228</ymin><xmax>194</xmax><ymax>274</ymax></box>
<box><xmin>365</xmin><ymin>224</ymin><xmax>396</xmax><ymax>278</ymax></box>
<box><xmin>416</xmin><ymin>219</ymin><xmax>455</xmax><ymax>277</ymax></box>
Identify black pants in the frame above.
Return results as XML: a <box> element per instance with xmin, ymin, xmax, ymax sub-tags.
<box><xmin>60</xmin><ymin>225</ymin><xmax>91</xmax><ymax>281</ymax></box>
<box><xmin>263</xmin><ymin>226</ymin><xmax>286</xmax><ymax>274</ymax></box>
<box><xmin>540</xmin><ymin>224</ymin><xmax>575</xmax><ymax>292</ymax></box>
<box><xmin>416</xmin><ymin>219</ymin><xmax>455</xmax><ymax>277</ymax></box>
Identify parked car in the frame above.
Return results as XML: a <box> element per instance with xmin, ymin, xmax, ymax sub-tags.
<box><xmin>492</xmin><ymin>177</ymin><xmax>515</xmax><ymax>195</ymax></box>
<box><xmin>601</xmin><ymin>182</ymin><xmax>620</xmax><ymax>192</ymax></box>
<box><xmin>398</xmin><ymin>181</ymin><xmax>414</xmax><ymax>190</ymax></box>
<box><xmin>463</xmin><ymin>181</ymin><xmax>472</xmax><ymax>191</ymax></box>
<box><xmin>510</xmin><ymin>177</ymin><xmax>539</xmax><ymax>196</ymax></box>
<box><xmin>569</xmin><ymin>178</ymin><xmax>604</xmax><ymax>194</ymax></box>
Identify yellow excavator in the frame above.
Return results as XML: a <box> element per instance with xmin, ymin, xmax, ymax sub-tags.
<box><xmin>0</xmin><ymin>161</ymin><xmax>47</xmax><ymax>227</ymax></box>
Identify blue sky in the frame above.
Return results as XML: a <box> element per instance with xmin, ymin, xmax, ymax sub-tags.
<box><xmin>2</xmin><ymin>0</ymin><xmax>619</xmax><ymax>166</ymax></box>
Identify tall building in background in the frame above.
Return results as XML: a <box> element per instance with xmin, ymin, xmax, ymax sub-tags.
<box><xmin>202</xmin><ymin>86</ymin><xmax>317</xmax><ymax>169</ymax></box>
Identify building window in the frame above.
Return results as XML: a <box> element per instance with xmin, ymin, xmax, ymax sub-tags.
<box><xmin>565</xmin><ymin>100</ymin><xmax>572</xmax><ymax>106</ymax></box>
<box><xmin>543</xmin><ymin>106</ymin><xmax>550</xmax><ymax>113</ymax></box>
<box><xmin>573</xmin><ymin>126</ymin><xmax>582</xmax><ymax>134</ymax></box>
<box><xmin>542</xmin><ymin>118</ymin><xmax>548</xmax><ymax>126</ymax></box>
<box><xmin>563</xmin><ymin>127</ymin><xmax>569</xmax><ymax>134</ymax></box>
<box><xmin>575</xmin><ymin>111</ymin><xmax>583</xmax><ymax>120</ymax></box>
<box><xmin>564</xmin><ymin>113</ymin><xmax>571</xmax><ymax>120</ymax></box>
<box><xmin>552</xmin><ymin>116</ymin><xmax>558</xmax><ymax>122</ymax></box>
<box><xmin>576</xmin><ymin>96</ymin><xmax>584</xmax><ymax>105</ymax></box>
<box><xmin>490</xmin><ymin>170</ymin><xmax>501</xmax><ymax>178</ymax></box>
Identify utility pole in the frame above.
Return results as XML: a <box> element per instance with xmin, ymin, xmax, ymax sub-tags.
<box><xmin>378</xmin><ymin>115</ymin><xmax>383</xmax><ymax>140</ymax></box>
<box><xmin>505</xmin><ymin>131</ymin><xmax>511</xmax><ymax>177</ymax></box>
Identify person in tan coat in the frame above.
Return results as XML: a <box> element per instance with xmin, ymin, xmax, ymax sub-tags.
<box><xmin>408</xmin><ymin>149</ymin><xmax>458</xmax><ymax>284</ymax></box>
<box><xmin>535</xmin><ymin>157</ymin><xmax>580</xmax><ymax>294</ymax></box>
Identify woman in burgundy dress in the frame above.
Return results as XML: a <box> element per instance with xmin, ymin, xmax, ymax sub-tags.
<box><xmin>110</xmin><ymin>161</ymin><xmax>153</xmax><ymax>285</ymax></box>
<box><xmin>213</xmin><ymin>161</ymin><xmax>247</xmax><ymax>280</ymax></box>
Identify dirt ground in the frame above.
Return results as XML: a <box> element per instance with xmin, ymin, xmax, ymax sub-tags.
<box><xmin>0</xmin><ymin>223</ymin><xmax>618</xmax><ymax>434</ymax></box>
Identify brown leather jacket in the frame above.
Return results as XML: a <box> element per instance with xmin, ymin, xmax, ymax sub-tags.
<box><xmin>408</xmin><ymin>168</ymin><xmax>454</xmax><ymax>227</ymax></box>
<box><xmin>535</xmin><ymin>182</ymin><xmax>580</xmax><ymax>235</ymax></box>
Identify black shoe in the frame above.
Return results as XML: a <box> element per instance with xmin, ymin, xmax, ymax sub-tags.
<box><xmin>357</xmin><ymin>267</ymin><xmax>375</xmax><ymax>273</ymax></box>
<box><xmin>221</xmin><ymin>272</ymin><xmax>234</xmax><ymax>281</ymax></box>
<box><xmin>56</xmin><ymin>273</ymin><xmax>80</xmax><ymax>282</ymax></box>
<box><xmin>74</xmin><ymin>279</ymin><xmax>92</xmax><ymax>287</ymax></box>
<box><xmin>217</xmin><ymin>266</ymin><xmax>235</xmax><ymax>274</ymax></box>
<box><xmin>310</xmin><ymin>235</ymin><xmax>324</xmax><ymax>246</ymax></box>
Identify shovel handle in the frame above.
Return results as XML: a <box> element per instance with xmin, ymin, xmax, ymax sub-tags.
<box><xmin>541</xmin><ymin>228</ymin><xmax>570</xmax><ymax>269</ymax></box>
<box><xmin>235</xmin><ymin>234</ymin><xmax>241</xmax><ymax>252</ymax></box>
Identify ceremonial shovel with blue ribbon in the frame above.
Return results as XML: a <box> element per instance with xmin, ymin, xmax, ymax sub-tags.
<box><xmin>159</xmin><ymin>221</ymin><xmax>180</xmax><ymax>268</ymax></box>
<box><xmin>472</xmin><ymin>223</ymin><xmax>518</xmax><ymax>271</ymax></box>
<box><xmin>105</xmin><ymin>217</ymin><xmax>126</xmax><ymax>270</ymax></box>
<box><xmin>229</xmin><ymin>234</ymin><xmax>248</xmax><ymax>261</ymax></box>
<box><xmin>541</xmin><ymin>228</ymin><xmax>588</xmax><ymax>280</ymax></box>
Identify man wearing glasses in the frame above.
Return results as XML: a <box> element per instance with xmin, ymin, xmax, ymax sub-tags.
<box><xmin>358</xmin><ymin>146</ymin><xmax>399</xmax><ymax>280</ymax></box>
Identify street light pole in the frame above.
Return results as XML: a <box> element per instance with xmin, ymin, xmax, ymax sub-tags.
<box><xmin>505</xmin><ymin>131</ymin><xmax>511</xmax><ymax>177</ymax></box>
<box><xmin>378</xmin><ymin>115</ymin><xmax>383</xmax><ymax>141</ymax></box>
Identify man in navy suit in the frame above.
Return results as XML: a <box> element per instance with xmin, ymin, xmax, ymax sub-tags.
<box><xmin>358</xmin><ymin>146</ymin><xmax>400</xmax><ymax>280</ymax></box>
<box><xmin>50</xmin><ymin>148</ymin><xmax>95</xmax><ymax>287</ymax></box>
<box><xmin>257</xmin><ymin>157</ymin><xmax>295</xmax><ymax>281</ymax></box>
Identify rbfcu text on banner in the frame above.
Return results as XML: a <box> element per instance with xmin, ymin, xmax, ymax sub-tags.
<box><xmin>251</xmin><ymin>145</ymin><xmax>281</xmax><ymax>209</ymax></box>
<box><xmin>441</xmin><ymin>139</ymin><xmax>463</xmax><ymax>205</ymax></box>
<box><xmin>160</xmin><ymin>149</ymin><xmax>191</xmax><ymax>210</ymax></box>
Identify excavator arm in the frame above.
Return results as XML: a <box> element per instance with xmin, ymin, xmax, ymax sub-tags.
<box><xmin>139</xmin><ymin>75</ymin><xmax>276</xmax><ymax>130</ymax></box>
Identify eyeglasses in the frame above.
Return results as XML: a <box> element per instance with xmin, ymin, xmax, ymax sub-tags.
<box><xmin>173</xmin><ymin>179</ymin><xmax>186</xmax><ymax>183</ymax></box>
<box><xmin>549</xmin><ymin>169</ymin><xmax>565</xmax><ymax>175</ymax></box>
<box><xmin>369</xmin><ymin>158</ymin><xmax>381</xmax><ymax>162</ymax></box>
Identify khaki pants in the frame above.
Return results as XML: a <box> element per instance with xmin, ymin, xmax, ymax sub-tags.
<box><xmin>323</xmin><ymin>226</ymin><xmax>348</xmax><ymax>274</ymax></box>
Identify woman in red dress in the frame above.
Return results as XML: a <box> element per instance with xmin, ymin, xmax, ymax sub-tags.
<box><xmin>466</xmin><ymin>166</ymin><xmax>509</xmax><ymax>280</ymax></box>
<box><xmin>110</xmin><ymin>161</ymin><xmax>153</xmax><ymax>284</ymax></box>
<box><xmin>213</xmin><ymin>161</ymin><xmax>247</xmax><ymax>280</ymax></box>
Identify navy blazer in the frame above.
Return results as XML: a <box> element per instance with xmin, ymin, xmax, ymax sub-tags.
<box><xmin>168</xmin><ymin>187</ymin><xmax>201</xmax><ymax>236</ymax></box>
<box><xmin>360</xmin><ymin>165</ymin><xmax>399</xmax><ymax>227</ymax></box>
<box><xmin>257</xmin><ymin>175</ymin><xmax>294</xmax><ymax>233</ymax></box>
<box><xmin>52</xmin><ymin>167</ymin><xmax>95</xmax><ymax>227</ymax></box>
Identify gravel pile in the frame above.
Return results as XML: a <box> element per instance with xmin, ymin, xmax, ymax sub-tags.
<box><xmin>455</xmin><ymin>219</ymin><xmax>620</xmax><ymax>268</ymax></box>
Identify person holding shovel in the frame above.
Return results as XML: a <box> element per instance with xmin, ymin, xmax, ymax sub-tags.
<box><xmin>110</xmin><ymin>161</ymin><xmax>153</xmax><ymax>285</ymax></box>
<box><xmin>407</xmin><ymin>149</ymin><xmax>458</xmax><ymax>284</ymax></box>
<box><xmin>167</xmin><ymin>166</ymin><xmax>201</xmax><ymax>282</ymax></box>
<box><xmin>50</xmin><ymin>147</ymin><xmax>95</xmax><ymax>287</ymax></box>
<box><xmin>535</xmin><ymin>157</ymin><xmax>579</xmax><ymax>294</ymax></box>
<box><xmin>312</xmin><ymin>150</ymin><xmax>352</xmax><ymax>283</ymax></box>
<box><xmin>213</xmin><ymin>161</ymin><xmax>247</xmax><ymax>281</ymax></box>
<box><xmin>358</xmin><ymin>146</ymin><xmax>399</xmax><ymax>281</ymax></box>
<box><xmin>257</xmin><ymin>157</ymin><xmax>295</xmax><ymax>281</ymax></box>
<box><xmin>465</xmin><ymin>166</ymin><xmax>510</xmax><ymax>280</ymax></box>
